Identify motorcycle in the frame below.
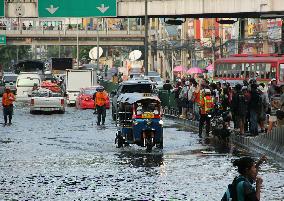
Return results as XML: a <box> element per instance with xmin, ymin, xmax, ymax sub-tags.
<box><xmin>210</xmin><ymin>106</ymin><xmax>231</xmax><ymax>141</ymax></box>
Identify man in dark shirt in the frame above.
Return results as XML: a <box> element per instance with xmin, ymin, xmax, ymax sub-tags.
<box><xmin>163</xmin><ymin>80</ymin><xmax>172</xmax><ymax>91</ymax></box>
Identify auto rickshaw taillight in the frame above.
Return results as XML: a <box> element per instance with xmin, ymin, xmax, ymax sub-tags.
<box><xmin>133</xmin><ymin>114</ymin><xmax>142</xmax><ymax>119</ymax></box>
<box><xmin>61</xmin><ymin>99</ymin><xmax>64</xmax><ymax>105</ymax></box>
<box><xmin>31</xmin><ymin>99</ymin><xmax>34</xmax><ymax>105</ymax></box>
<box><xmin>154</xmin><ymin>114</ymin><xmax>161</xmax><ymax>118</ymax></box>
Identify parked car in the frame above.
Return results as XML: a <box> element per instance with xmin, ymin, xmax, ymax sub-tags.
<box><xmin>129</xmin><ymin>72</ymin><xmax>143</xmax><ymax>79</ymax></box>
<box><xmin>143</xmin><ymin>75</ymin><xmax>164</xmax><ymax>89</ymax></box>
<box><xmin>76</xmin><ymin>86</ymin><xmax>110</xmax><ymax>110</ymax></box>
<box><xmin>30</xmin><ymin>88</ymin><xmax>65</xmax><ymax>114</ymax></box>
<box><xmin>0</xmin><ymin>80</ymin><xmax>4</xmax><ymax>96</ymax></box>
<box><xmin>2</xmin><ymin>73</ymin><xmax>18</xmax><ymax>95</ymax></box>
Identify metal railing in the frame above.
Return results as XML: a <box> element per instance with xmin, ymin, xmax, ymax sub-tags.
<box><xmin>0</xmin><ymin>28</ymin><xmax>144</xmax><ymax>37</ymax></box>
<box><xmin>260</xmin><ymin>126</ymin><xmax>284</xmax><ymax>145</ymax></box>
<box><xmin>231</xmin><ymin>126</ymin><xmax>284</xmax><ymax>162</ymax></box>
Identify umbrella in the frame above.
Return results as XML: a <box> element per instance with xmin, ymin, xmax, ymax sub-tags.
<box><xmin>173</xmin><ymin>65</ymin><xmax>187</xmax><ymax>72</ymax></box>
<box><xmin>187</xmin><ymin>67</ymin><xmax>204</xmax><ymax>74</ymax></box>
<box><xmin>206</xmin><ymin>64</ymin><xmax>214</xmax><ymax>71</ymax></box>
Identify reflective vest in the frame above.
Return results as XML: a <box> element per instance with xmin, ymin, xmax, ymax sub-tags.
<box><xmin>204</xmin><ymin>96</ymin><xmax>214</xmax><ymax>113</ymax></box>
<box><xmin>200</xmin><ymin>95</ymin><xmax>214</xmax><ymax>114</ymax></box>
<box><xmin>2</xmin><ymin>92</ymin><xmax>15</xmax><ymax>107</ymax></box>
<box><xmin>198</xmin><ymin>91</ymin><xmax>204</xmax><ymax>105</ymax></box>
<box><xmin>95</xmin><ymin>91</ymin><xmax>108</xmax><ymax>107</ymax></box>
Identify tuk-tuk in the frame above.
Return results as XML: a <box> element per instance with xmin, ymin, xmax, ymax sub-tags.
<box><xmin>115</xmin><ymin>93</ymin><xmax>163</xmax><ymax>151</ymax></box>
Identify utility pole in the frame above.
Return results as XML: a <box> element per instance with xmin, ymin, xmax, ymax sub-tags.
<box><xmin>171</xmin><ymin>50</ymin><xmax>174</xmax><ymax>81</ymax></box>
<box><xmin>16</xmin><ymin>47</ymin><xmax>19</xmax><ymax>64</ymax></box>
<box><xmin>76</xmin><ymin>19</ymin><xmax>79</xmax><ymax>69</ymax></box>
<box><xmin>220</xmin><ymin>23</ymin><xmax>223</xmax><ymax>58</ymax></box>
<box><xmin>144</xmin><ymin>0</ymin><xmax>149</xmax><ymax>76</ymax></box>
<box><xmin>97</xmin><ymin>22</ymin><xmax>100</xmax><ymax>72</ymax></box>
<box><xmin>281</xmin><ymin>18</ymin><xmax>284</xmax><ymax>54</ymax></box>
<box><xmin>181</xmin><ymin>19</ymin><xmax>188</xmax><ymax>67</ymax></box>
<box><xmin>58</xmin><ymin>35</ymin><xmax>61</xmax><ymax>58</ymax></box>
<box><xmin>211</xmin><ymin>27</ymin><xmax>215</xmax><ymax>67</ymax></box>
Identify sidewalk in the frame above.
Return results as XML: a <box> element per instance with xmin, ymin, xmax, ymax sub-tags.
<box><xmin>164</xmin><ymin>109</ymin><xmax>284</xmax><ymax>165</ymax></box>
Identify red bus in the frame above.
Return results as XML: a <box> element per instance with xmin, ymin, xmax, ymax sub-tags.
<box><xmin>214</xmin><ymin>54</ymin><xmax>284</xmax><ymax>85</ymax></box>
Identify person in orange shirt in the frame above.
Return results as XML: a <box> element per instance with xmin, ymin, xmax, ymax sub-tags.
<box><xmin>199</xmin><ymin>89</ymin><xmax>214</xmax><ymax>138</ymax></box>
<box><xmin>94</xmin><ymin>86</ymin><xmax>108</xmax><ymax>126</ymax></box>
<box><xmin>2</xmin><ymin>87</ymin><xmax>15</xmax><ymax>126</ymax></box>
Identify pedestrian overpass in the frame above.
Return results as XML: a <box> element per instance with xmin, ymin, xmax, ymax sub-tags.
<box><xmin>0</xmin><ymin>29</ymin><xmax>145</xmax><ymax>46</ymax></box>
<box><xmin>118</xmin><ymin>0</ymin><xmax>284</xmax><ymax>18</ymax></box>
<box><xmin>2</xmin><ymin>0</ymin><xmax>284</xmax><ymax>46</ymax></box>
<box><xmin>4</xmin><ymin>0</ymin><xmax>284</xmax><ymax>18</ymax></box>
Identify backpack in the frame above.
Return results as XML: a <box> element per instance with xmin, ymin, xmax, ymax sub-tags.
<box><xmin>237</xmin><ymin>94</ymin><xmax>248</xmax><ymax>116</ymax></box>
<box><xmin>255</xmin><ymin>92</ymin><xmax>263</xmax><ymax>109</ymax></box>
<box><xmin>221</xmin><ymin>177</ymin><xmax>246</xmax><ymax>201</ymax></box>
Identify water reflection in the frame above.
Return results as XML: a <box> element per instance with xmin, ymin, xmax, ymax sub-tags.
<box><xmin>116</xmin><ymin>150</ymin><xmax>164</xmax><ymax>168</ymax></box>
<box><xmin>197</xmin><ymin>137</ymin><xmax>232</xmax><ymax>154</ymax></box>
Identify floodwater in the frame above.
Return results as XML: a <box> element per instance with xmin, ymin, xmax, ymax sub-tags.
<box><xmin>0</xmin><ymin>106</ymin><xmax>283</xmax><ymax>200</ymax></box>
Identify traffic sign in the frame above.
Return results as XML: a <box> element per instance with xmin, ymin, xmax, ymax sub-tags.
<box><xmin>38</xmin><ymin>0</ymin><xmax>117</xmax><ymax>17</ymax></box>
<box><xmin>0</xmin><ymin>0</ymin><xmax>4</xmax><ymax>17</ymax></box>
<box><xmin>0</xmin><ymin>35</ymin><xmax>6</xmax><ymax>45</ymax></box>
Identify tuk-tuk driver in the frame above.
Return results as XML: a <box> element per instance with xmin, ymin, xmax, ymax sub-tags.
<box><xmin>94</xmin><ymin>86</ymin><xmax>108</xmax><ymax>126</ymax></box>
<box><xmin>137</xmin><ymin>104</ymin><xmax>143</xmax><ymax>115</ymax></box>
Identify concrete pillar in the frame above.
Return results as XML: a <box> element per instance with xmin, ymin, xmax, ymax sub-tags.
<box><xmin>32</xmin><ymin>44</ymin><xmax>36</xmax><ymax>60</ymax></box>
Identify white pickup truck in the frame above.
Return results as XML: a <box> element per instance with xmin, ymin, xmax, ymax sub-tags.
<box><xmin>30</xmin><ymin>88</ymin><xmax>65</xmax><ymax>114</ymax></box>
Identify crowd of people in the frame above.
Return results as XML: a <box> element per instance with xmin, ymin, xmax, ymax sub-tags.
<box><xmin>163</xmin><ymin>77</ymin><xmax>284</xmax><ymax>136</ymax></box>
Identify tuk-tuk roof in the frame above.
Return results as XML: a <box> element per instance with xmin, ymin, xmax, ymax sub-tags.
<box><xmin>119</xmin><ymin>79</ymin><xmax>156</xmax><ymax>85</ymax></box>
<box><xmin>118</xmin><ymin>93</ymin><xmax>160</xmax><ymax>104</ymax></box>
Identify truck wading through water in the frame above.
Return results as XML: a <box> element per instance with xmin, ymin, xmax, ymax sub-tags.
<box><xmin>30</xmin><ymin>88</ymin><xmax>65</xmax><ymax>114</ymax></box>
<box><xmin>65</xmin><ymin>69</ymin><xmax>97</xmax><ymax>106</ymax></box>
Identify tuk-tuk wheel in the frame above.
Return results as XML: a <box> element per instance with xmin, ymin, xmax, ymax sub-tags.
<box><xmin>112</xmin><ymin>110</ymin><xmax>116</xmax><ymax>121</ymax></box>
<box><xmin>117</xmin><ymin>139</ymin><xmax>123</xmax><ymax>148</ymax></box>
<box><xmin>156</xmin><ymin>143</ymin><xmax>163</xmax><ymax>149</ymax></box>
<box><xmin>116</xmin><ymin>134</ymin><xmax>124</xmax><ymax>148</ymax></box>
<box><xmin>145</xmin><ymin>140</ymin><xmax>153</xmax><ymax>152</ymax></box>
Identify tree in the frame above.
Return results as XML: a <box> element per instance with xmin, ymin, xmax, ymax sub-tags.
<box><xmin>0</xmin><ymin>45</ymin><xmax>31</xmax><ymax>71</ymax></box>
<box><xmin>70</xmin><ymin>46</ymin><xmax>93</xmax><ymax>64</ymax></box>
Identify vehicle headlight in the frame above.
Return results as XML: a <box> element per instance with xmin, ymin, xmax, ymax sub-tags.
<box><xmin>159</xmin><ymin>120</ymin><xmax>163</xmax><ymax>125</ymax></box>
<box><xmin>133</xmin><ymin>121</ymin><xmax>139</xmax><ymax>126</ymax></box>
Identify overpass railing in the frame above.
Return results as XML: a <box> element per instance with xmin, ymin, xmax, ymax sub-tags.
<box><xmin>0</xmin><ymin>29</ymin><xmax>144</xmax><ymax>37</ymax></box>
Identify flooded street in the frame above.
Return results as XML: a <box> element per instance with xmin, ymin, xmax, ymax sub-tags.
<box><xmin>0</xmin><ymin>106</ymin><xmax>283</xmax><ymax>200</ymax></box>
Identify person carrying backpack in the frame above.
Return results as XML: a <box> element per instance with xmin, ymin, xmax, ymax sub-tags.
<box><xmin>222</xmin><ymin>156</ymin><xmax>267</xmax><ymax>201</ymax></box>
<box><xmin>248</xmin><ymin>84</ymin><xmax>262</xmax><ymax>136</ymax></box>
<box><xmin>179</xmin><ymin>81</ymin><xmax>190</xmax><ymax>119</ymax></box>
<box><xmin>232</xmin><ymin>84</ymin><xmax>248</xmax><ymax>135</ymax></box>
